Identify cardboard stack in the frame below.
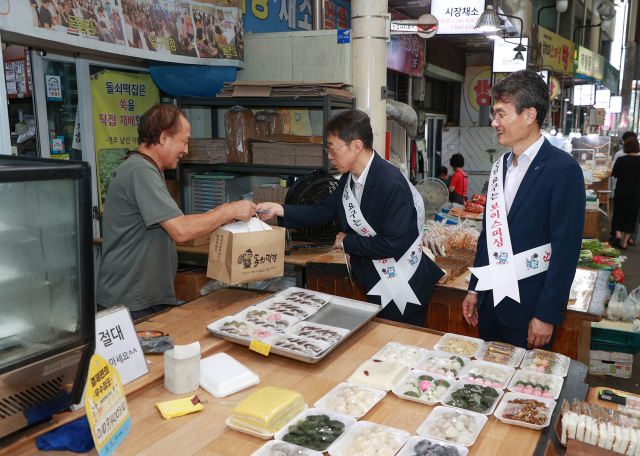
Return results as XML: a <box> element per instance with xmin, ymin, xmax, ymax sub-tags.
<box><xmin>174</xmin><ymin>267</ymin><xmax>210</xmax><ymax>301</ymax></box>
<box><xmin>182</xmin><ymin>139</ymin><xmax>227</xmax><ymax>164</ymax></box>
<box><xmin>217</xmin><ymin>81</ymin><xmax>353</xmax><ymax>99</ymax></box>
<box><xmin>589</xmin><ymin>350</ymin><xmax>634</xmax><ymax>378</ymax></box>
<box><xmin>251</xmin><ymin>141</ymin><xmax>323</xmax><ymax>167</ymax></box>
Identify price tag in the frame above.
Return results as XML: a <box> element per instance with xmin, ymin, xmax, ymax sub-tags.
<box><xmin>249</xmin><ymin>340</ymin><xmax>271</xmax><ymax>356</ymax></box>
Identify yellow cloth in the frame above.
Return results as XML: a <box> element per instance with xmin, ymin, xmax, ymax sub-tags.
<box><xmin>156</xmin><ymin>396</ymin><xmax>204</xmax><ymax>420</ymax></box>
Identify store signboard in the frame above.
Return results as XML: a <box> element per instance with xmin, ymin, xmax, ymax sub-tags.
<box><xmin>549</xmin><ymin>76</ymin><xmax>560</xmax><ymax>100</ymax></box>
<box><xmin>574</xmin><ymin>45</ymin><xmax>604</xmax><ymax>81</ymax></box>
<box><xmin>0</xmin><ymin>0</ymin><xmax>243</xmax><ymax>67</ymax></box>
<box><xmin>532</xmin><ymin>25</ymin><xmax>574</xmax><ymax>74</ymax></box>
<box><xmin>608</xmin><ymin>96</ymin><xmax>622</xmax><ymax>114</ymax></box>
<box><xmin>45</xmin><ymin>75</ymin><xmax>62</xmax><ymax>101</ymax></box>
<box><xmin>603</xmin><ymin>60</ymin><xmax>620</xmax><ymax>92</ymax></box>
<box><xmin>387</xmin><ymin>8</ymin><xmax>425</xmax><ymax>77</ymax></box>
<box><xmin>324</xmin><ymin>0</ymin><xmax>351</xmax><ymax>30</ymax></box>
<box><xmin>492</xmin><ymin>38</ymin><xmax>529</xmax><ymax>73</ymax></box>
<box><xmin>241</xmin><ymin>0</ymin><xmax>350</xmax><ymax>33</ymax></box>
<box><xmin>430</xmin><ymin>0</ymin><xmax>483</xmax><ymax>34</ymax></box>
<box><xmin>573</xmin><ymin>84</ymin><xmax>595</xmax><ymax>106</ymax></box>
<box><xmin>91</xmin><ymin>70</ymin><xmax>160</xmax><ymax>213</ymax></box>
<box><xmin>594</xmin><ymin>89</ymin><xmax>611</xmax><ymax>109</ymax></box>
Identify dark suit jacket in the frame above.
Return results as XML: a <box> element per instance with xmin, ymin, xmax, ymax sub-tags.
<box><xmin>469</xmin><ymin>138</ymin><xmax>586</xmax><ymax>328</ymax></box>
<box><xmin>281</xmin><ymin>153</ymin><xmax>444</xmax><ymax>321</ymax></box>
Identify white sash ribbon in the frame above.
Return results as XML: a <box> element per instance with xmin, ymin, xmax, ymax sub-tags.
<box><xmin>469</xmin><ymin>154</ymin><xmax>552</xmax><ymax>306</ymax></box>
<box><xmin>343</xmin><ymin>174</ymin><xmax>424</xmax><ymax>315</ymax></box>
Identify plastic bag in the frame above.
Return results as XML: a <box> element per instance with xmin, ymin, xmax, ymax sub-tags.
<box><xmin>465</xmin><ymin>202</ymin><xmax>484</xmax><ymax>213</ymax></box>
<box><xmin>138</xmin><ymin>334</ymin><xmax>174</xmax><ymax>353</ymax></box>
<box><xmin>255</xmin><ymin>110</ymin><xmax>284</xmax><ymax>135</ymax></box>
<box><xmin>224</xmin><ymin>106</ymin><xmax>255</xmax><ymax>163</ymax></box>
<box><xmin>608</xmin><ymin>284</ymin><xmax>630</xmax><ymax>321</ymax></box>
<box><xmin>470</xmin><ymin>194</ymin><xmax>487</xmax><ymax>205</ymax></box>
<box><xmin>437</xmin><ymin>235</ymin><xmax>452</xmax><ymax>257</ymax></box>
<box><xmin>464</xmin><ymin>229</ymin><xmax>480</xmax><ymax>251</ymax></box>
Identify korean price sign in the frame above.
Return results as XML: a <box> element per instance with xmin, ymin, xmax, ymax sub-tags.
<box><xmin>85</xmin><ymin>354</ymin><xmax>130</xmax><ymax>456</ymax></box>
<box><xmin>91</xmin><ymin>70</ymin><xmax>159</xmax><ymax>213</ymax></box>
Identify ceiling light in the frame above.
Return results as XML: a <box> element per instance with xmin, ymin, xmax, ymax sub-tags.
<box><xmin>486</xmin><ymin>30</ymin><xmax>501</xmax><ymax>40</ymax></box>
<box><xmin>550</xmin><ymin>127</ymin><xmax>557</xmax><ymax>135</ymax></box>
<box><xmin>514</xmin><ymin>51</ymin><xmax>524</xmax><ymax>61</ymax></box>
<box><xmin>564</xmin><ymin>98</ymin><xmax>570</xmax><ymax>101</ymax></box>
<box><xmin>567</xmin><ymin>111</ymin><xmax>572</xmax><ymax>114</ymax></box>
<box><xmin>556</xmin><ymin>0</ymin><xmax>568</xmax><ymax>13</ymax></box>
<box><xmin>474</xmin><ymin>5</ymin><xmax>501</xmax><ymax>32</ymax></box>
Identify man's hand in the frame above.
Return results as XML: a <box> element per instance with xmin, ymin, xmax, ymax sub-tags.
<box><xmin>333</xmin><ymin>232</ymin><xmax>347</xmax><ymax>250</ymax></box>
<box><xmin>256</xmin><ymin>202</ymin><xmax>284</xmax><ymax>221</ymax></box>
<box><xmin>462</xmin><ymin>293</ymin><xmax>479</xmax><ymax>326</ymax></box>
<box><xmin>227</xmin><ymin>200</ymin><xmax>257</xmax><ymax>222</ymax></box>
<box><xmin>528</xmin><ymin>317</ymin><xmax>554</xmax><ymax>349</ymax></box>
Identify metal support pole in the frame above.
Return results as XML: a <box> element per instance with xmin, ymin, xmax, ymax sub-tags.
<box><xmin>312</xmin><ymin>0</ymin><xmax>324</xmax><ymax>31</ymax></box>
<box><xmin>0</xmin><ymin>33</ymin><xmax>12</xmax><ymax>155</ymax></box>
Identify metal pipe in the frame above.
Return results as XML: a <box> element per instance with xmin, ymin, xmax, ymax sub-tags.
<box><xmin>312</xmin><ymin>0</ymin><xmax>324</xmax><ymax>31</ymax></box>
<box><xmin>581</xmin><ymin>0</ymin><xmax>588</xmax><ymax>46</ymax></box>
<box><xmin>538</xmin><ymin>4</ymin><xmax>556</xmax><ymax>25</ymax></box>
<box><xmin>574</xmin><ymin>22</ymin><xmax>601</xmax><ymax>44</ymax></box>
<box><xmin>352</xmin><ymin>0</ymin><xmax>388</xmax><ymax>155</ymax></box>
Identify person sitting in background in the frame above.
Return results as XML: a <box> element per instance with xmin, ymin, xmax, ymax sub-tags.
<box><xmin>448</xmin><ymin>154</ymin><xmax>468</xmax><ymax>204</ymax></box>
<box><xmin>611</xmin><ymin>137</ymin><xmax>640</xmax><ymax>249</ymax></box>
<box><xmin>611</xmin><ymin>131</ymin><xmax>638</xmax><ymax>246</ymax></box>
<box><xmin>437</xmin><ymin>166</ymin><xmax>450</xmax><ymax>186</ymax></box>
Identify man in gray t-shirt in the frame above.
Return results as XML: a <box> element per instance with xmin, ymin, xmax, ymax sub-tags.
<box><xmin>97</xmin><ymin>104</ymin><xmax>255</xmax><ymax>319</ymax></box>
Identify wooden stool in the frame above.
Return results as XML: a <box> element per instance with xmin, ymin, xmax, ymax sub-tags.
<box><xmin>597</xmin><ymin>190</ymin><xmax>611</xmax><ymax>218</ymax></box>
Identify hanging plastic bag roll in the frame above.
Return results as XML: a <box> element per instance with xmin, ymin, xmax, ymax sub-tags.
<box><xmin>224</xmin><ymin>106</ymin><xmax>255</xmax><ymax>164</ymax></box>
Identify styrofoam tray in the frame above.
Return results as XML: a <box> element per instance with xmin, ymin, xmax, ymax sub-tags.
<box><xmin>439</xmin><ymin>380</ymin><xmax>505</xmax><ymax>416</ymax></box>
<box><xmin>493</xmin><ymin>392</ymin><xmax>557</xmax><ymax>430</ymax></box>
<box><xmin>507</xmin><ymin>369</ymin><xmax>564</xmax><ymax>400</ymax></box>
<box><xmin>433</xmin><ymin>334</ymin><xmax>485</xmax><ymax>359</ymax></box>
<box><xmin>286</xmin><ymin>321</ymin><xmax>350</xmax><ymax>345</ymax></box>
<box><xmin>235</xmin><ymin>306</ymin><xmax>301</xmax><ymax>330</ymax></box>
<box><xmin>250</xmin><ymin>440</ymin><xmax>323</xmax><ymax>456</ymax></box>
<box><xmin>396</xmin><ymin>435</ymin><xmax>469</xmax><ymax>456</ymax></box>
<box><xmin>226</xmin><ymin>404</ymin><xmax>308</xmax><ymax>440</ymax></box>
<box><xmin>416</xmin><ymin>406</ymin><xmax>488</xmax><ymax>447</ymax></box>
<box><xmin>255</xmin><ymin>298</ymin><xmax>318</xmax><ymax>320</ymax></box>
<box><xmin>371</xmin><ymin>342</ymin><xmax>429</xmax><ymax>367</ymax></box>
<box><xmin>314</xmin><ymin>382</ymin><xmax>386</xmax><ymax>419</ymax></box>
<box><xmin>269</xmin><ymin>334</ymin><xmax>331</xmax><ymax>357</ymax></box>
<box><xmin>519</xmin><ymin>349</ymin><xmax>570</xmax><ymax>378</ymax></box>
<box><xmin>199</xmin><ymin>352</ymin><xmax>259</xmax><ymax>398</ymax></box>
<box><xmin>273</xmin><ymin>408</ymin><xmax>357</xmax><ymax>453</ymax></box>
<box><xmin>457</xmin><ymin>360</ymin><xmax>515</xmax><ymax>390</ymax></box>
<box><xmin>347</xmin><ymin>359</ymin><xmax>410</xmax><ymax>391</ymax></box>
<box><xmin>275</xmin><ymin>287</ymin><xmax>334</xmax><ymax>309</ymax></box>
<box><xmin>207</xmin><ymin>316</ymin><xmax>274</xmax><ymax>341</ymax></box>
<box><xmin>413</xmin><ymin>350</ymin><xmax>471</xmax><ymax>379</ymax></box>
<box><xmin>392</xmin><ymin>370</ymin><xmax>454</xmax><ymax>406</ymax></box>
<box><xmin>327</xmin><ymin>421</ymin><xmax>411</xmax><ymax>456</ymax></box>
<box><xmin>474</xmin><ymin>342</ymin><xmax>526</xmax><ymax>368</ymax></box>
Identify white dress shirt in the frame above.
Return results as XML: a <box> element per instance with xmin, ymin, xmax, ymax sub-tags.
<box><xmin>351</xmin><ymin>152</ymin><xmax>375</xmax><ymax>206</ymax></box>
<box><xmin>504</xmin><ymin>135</ymin><xmax>545</xmax><ymax>214</ymax></box>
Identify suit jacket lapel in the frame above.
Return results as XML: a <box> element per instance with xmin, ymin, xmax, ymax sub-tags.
<box><xmin>507</xmin><ymin>139</ymin><xmax>550</xmax><ymax>223</ymax></box>
<box><xmin>359</xmin><ymin>152</ymin><xmax>380</xmax><ymax>215</ymax></box>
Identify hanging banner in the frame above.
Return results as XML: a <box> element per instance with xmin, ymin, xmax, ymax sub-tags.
<box><xmin>387</xmin><ymin>9</ymin><xmax>425</xmax><ymax>77</ymax></box>
<box><xmin>91</xmin><ymin>70</ymin><xmax>160</xmax><ymax>213</ymax></box>
<box><xmin>603</xmin><ymin>60</ymin><xmax>620</xmax><ymax>92</ymax></box>
<box><xmin>85</xmin><ymin>354</ymin><xmax>130</xmax><ymax>456</ymax></box>
<box><xmin>531</xmin><ymin>25</ymin><xmax>574</xmax><ymax>74</ymax></box>
<box><xmin>0</xmin><ymin>0</ymin><xmax>243</xmax><ymax>66</ymax></box>
<box><xmin>574</xmin><ymin>45</ymin><xmax>604</xmax><ymax>81</ymax></box>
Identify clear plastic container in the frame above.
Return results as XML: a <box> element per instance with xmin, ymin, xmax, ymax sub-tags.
<box><xmin>392</xmin><ymin>370</ymin><xmax>454</xmax><ymax>406</ymax></box>
<box><xmin>414</xmin><ymin>350</ymin><xmax>471</xmax><ymax>379</ymax></box>
<box><xmin>314</xmin><ymin>382</ymin><xmax>386</xmax><ymax>418</ymax></box>
<box><xmin>416</xmin><ymin>406</ymin><xmax>488</xmax><ymax>447</ymax></box>
<box><xmin>327</xmin><ymin>421</ymin><xmax>411</xmax><ymax>456</ymax></box>
<box><xmin>475</xmin><ymin>341</ymin><xmax>526</xmax><ymax>368</ymax></box>
<box><xmin>439</xmin><ymin>379</ymin><xmax>505</xmax><ymax>416</ymax></box>
<box><xmin>493</xmin><ymin>392</ymin><xmax>557</xmax><ymax>430</ymax></box>
<box><xmin>371</xmin><ymin>342</ymin><xmax>428</xmax><ymax>367</ymax></box>
<box><xmin>507</xmin><ymin>369</ymin><xmax>564</xmax><ymax>400</ymax></box>
<box><xmin>433</xmin><ymin>334</ymin><xmax>485</xmax><ymax>358</ymax></box>
<box><xmin>520</xmin><ymin>349</ymin><xmax>570</xmax><ymax>378</ymax></box>
<box><xmin>396</xmin><ymin>436</ymin><xmax>469</xmax><ymax>456</ymax></box>
<box><xmin>457</xmin><ymin>360</ymin><xmax>515</xmax><ymax>390</ymax></box>
<box><xmin>274</xmin><ymin>408</ymin><xmax>357</xmax><ymax>453</ymax></box>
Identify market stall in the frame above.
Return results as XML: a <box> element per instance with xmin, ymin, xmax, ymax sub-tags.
<box><xmin>4</xmin><ymin>288</ymin><xmax>591</xmax><ymax>456</ymax></box>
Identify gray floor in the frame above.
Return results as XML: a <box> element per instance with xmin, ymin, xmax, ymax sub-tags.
<box><xmin>585</xmin><ymin>212</ymin><xmax>640</xmax><ymax>391</ymax></box>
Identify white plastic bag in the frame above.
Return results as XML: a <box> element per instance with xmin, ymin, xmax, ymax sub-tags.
<box><xmin>608</xmin><ymin>284</ymin><xmax>639</xmax><ymax>321</ymax></box>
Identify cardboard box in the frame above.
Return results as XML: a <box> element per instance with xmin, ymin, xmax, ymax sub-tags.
<box><xmin>176</xmin><ymin>232</ymin><xmax>211</xmax><ymax>247</ymax></box>
<box><xmin>588</xmin><ymin>359</ymin><xmax>633</xmax><ymax>378</ymax></box>
<box><xmin>174</xmin><ymin>267</ymin><xmax>210</xmax><ymax>302</ymax></box>
<box><xmin>207</xmin><ymin>226</ymin><xmax>285</xmax><ymax>285</ymax></box>
<box><xmin>590</xmin><ymin>350</ymin><xmax>634</xmax><ymax>364</ymax></box>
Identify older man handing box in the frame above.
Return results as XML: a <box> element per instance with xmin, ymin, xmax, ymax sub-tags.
<box><xmin>463</xmin><ymin>70</ymin><xmax>585</xmax><ymax>350</ymax></box>
<box><xmin>257</xmin><ymin>110</ymin><xmax>444</xmax><ymax>327</ymax></box>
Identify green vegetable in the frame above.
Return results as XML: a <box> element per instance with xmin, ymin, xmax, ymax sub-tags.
<box><xmin>585</xmin><ymin>262</ymin><xmax>613</xmax><ymax>269</ymax></box>
<box><xmin>579</xmin><ymin>250</ymin><xmax>594</xmax><ymax>264</ymax></box>
<box><xmin>609</xmin><ymin>275</ymin><xmax>616</xmax><ymax>284</ymax></box>
<box><xmin>612</xmin><ymin>258</ymin><xmax>622</xmax><ymax>269</ymax></box>
<box><xmin>603</xmin><ymin>247</ymin><xmax>620</xmax><ymax>258</ymax></box>
<box><xmin>582</xmin><ymin>240</ymin><xmax>605</xmax><ymax>257</ymax></box>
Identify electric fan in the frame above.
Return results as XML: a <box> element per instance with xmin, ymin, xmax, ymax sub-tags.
<box><xmin>414</xmin><ymin>178</ymin><xmax>449</xmax><ymax>214</ymax></box>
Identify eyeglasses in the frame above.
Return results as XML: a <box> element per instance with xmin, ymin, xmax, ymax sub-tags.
<box><xmin>324</xmin><ymin>141</ymin><xmax>352</xmax><ymax>156</ymax></box>
<box><xmin>489</xmin><ymin>110</ymin><xmax>516</xmax><ymax>124</ymax></box>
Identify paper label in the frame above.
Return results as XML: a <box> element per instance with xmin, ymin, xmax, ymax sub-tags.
<box><xmin>249</xmin><ymin>340</ymin><xmax>271</xmax><ymax>356</ymax></box>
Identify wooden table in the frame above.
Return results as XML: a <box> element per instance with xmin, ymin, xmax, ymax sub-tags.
<box><xmin>5</xmin><ymin>288</ymin><xmax>581</xmax><ymax>456</ymax></box>
<box><xmin>306</xmin><ymin>254</ymin><xmax>602</xmax><ymax>363</ymax></box>
<box><xmin>93</xmin><ymin>238</ymin><xmax>336</xmax><ymax>268</ymax></box>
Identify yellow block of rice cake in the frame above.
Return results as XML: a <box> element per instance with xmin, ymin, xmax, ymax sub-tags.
<box><xmin>229</xmin><ymin>386</ymin><xmax>304</xmax><ymax>434</ymax></box>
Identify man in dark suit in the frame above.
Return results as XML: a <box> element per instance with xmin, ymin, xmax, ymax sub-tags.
<box><xmin>257</xmin><ymin>110</ymin><xmax>444</xmax><ymax>326</ymax></box>
<box><xmin>463</xmin><ymin>70</ymin><xmax>585</xmax><ymax>349</ymax></box>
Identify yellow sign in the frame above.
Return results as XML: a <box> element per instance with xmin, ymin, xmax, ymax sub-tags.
<box><xmin>249</xmin><ymin>339</ymin><xmax>271</xmax><ymax>356</ymax></box>
<box><xmin>535</xmin><ymin>25</ymin><xmax>574</xmax><ymax>74</ymax></box>
<box><xmin>85</xmin><ymin>354</ymin><xmax>130</xmax><ymax>456</ymax></box>
<box><xmin>549</xmin><ymin>76</ymin><xmax>560</xmax><ymax>100</ymax></box>
<box><xmin>91</xmin><ymin>70</ymin><xmax>160</xmax><ymax>213</ymax></box>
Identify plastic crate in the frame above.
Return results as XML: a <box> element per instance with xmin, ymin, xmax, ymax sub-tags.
<box><xmin>590</xmin><ymin>341</ymin><xmax>640</xmax><ymax>355</ymax></box>
<box><xmin>590</xmin><ymin>327</ymin><xmax>640</xmax><ymax>348</ymax></box>
<box><xmin>434</xmin><ymin>213</ymin><xmax>457</xmax><ymax>225</ymax></box>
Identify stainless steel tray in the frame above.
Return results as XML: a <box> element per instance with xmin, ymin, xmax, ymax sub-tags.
<box><xmin>207</xmin><ymin>287</ymin><xmax>381</xmax><ymax>363</ymax></box>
